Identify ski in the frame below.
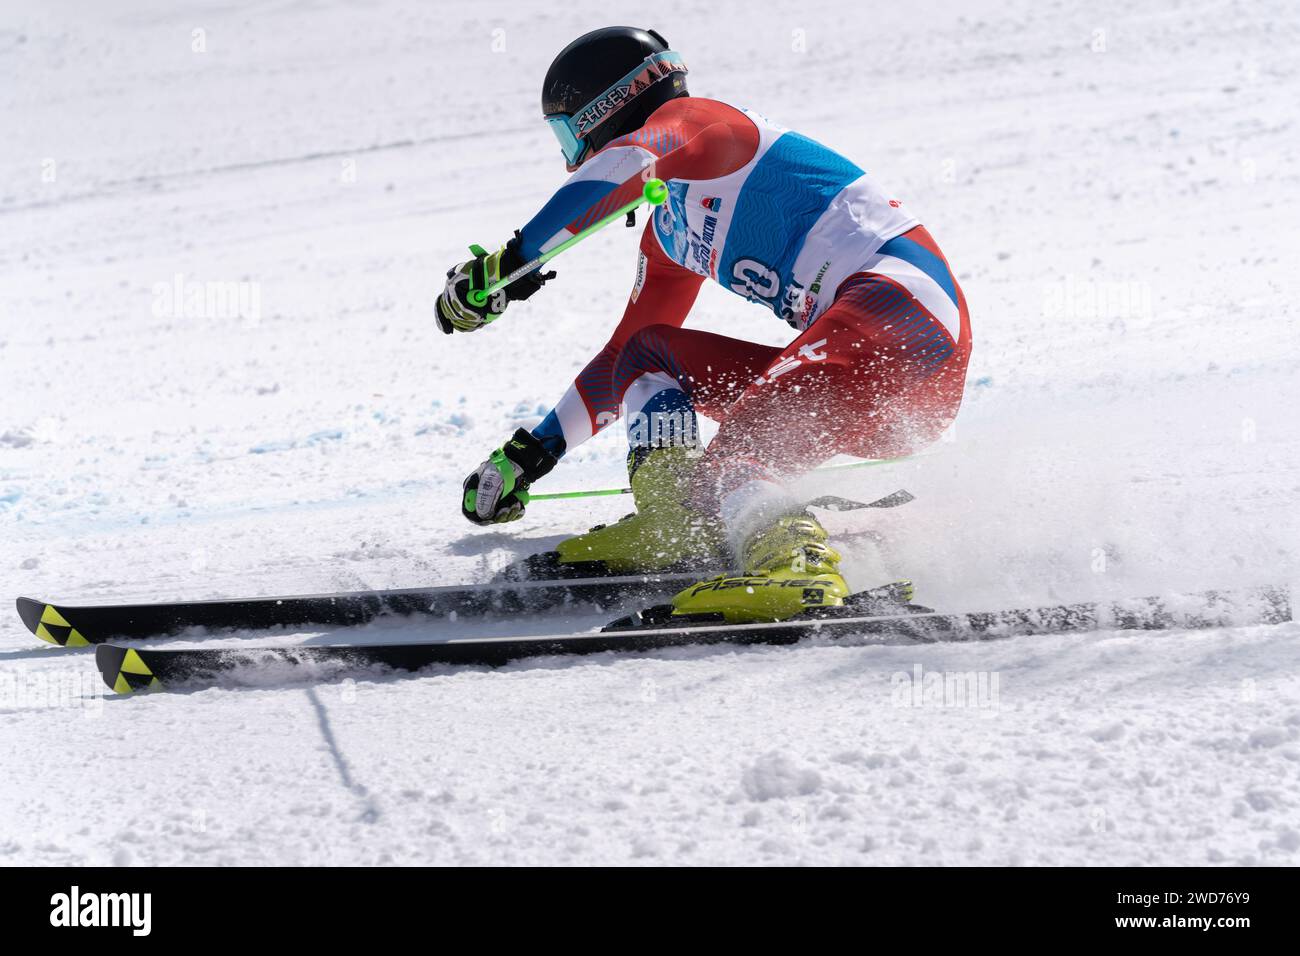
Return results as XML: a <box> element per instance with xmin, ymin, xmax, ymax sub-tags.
<box><xmin>15</xmin><ymin>572</ymin><xmax>698</xmax><ymax>647</ymax></box>
<box><xmin>20</xmin><ymin>487</ymin><xmax>919</xmax><ymax>647</ymax></box>
<box><xmin>94</xmin><ymin>586</ymin><xmax>1290</xmax><ymax>694</ymax></box>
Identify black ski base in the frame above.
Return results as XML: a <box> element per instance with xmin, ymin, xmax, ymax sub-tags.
<box><xmin>94</xmin><ymin>585</ymin><xmax>1290</xmax><ymax>695</ymax></box>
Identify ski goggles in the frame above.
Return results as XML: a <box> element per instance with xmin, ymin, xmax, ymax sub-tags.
<box><xmin>544</xmin><ymin>49</ymin><xmax>687</xmax><ymax>167</ymax></box>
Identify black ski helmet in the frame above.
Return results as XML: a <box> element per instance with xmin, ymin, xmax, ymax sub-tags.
<box><xmin>541</xmin><ymin>26</ymin><xmax>688</xmax><ymax>168</ymax></box>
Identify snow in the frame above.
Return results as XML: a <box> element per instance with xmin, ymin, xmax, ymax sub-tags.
<box><xmin>2</xmin><ymin>0</ymin><xmax>1299</xmax><ymax>864</ymax></box>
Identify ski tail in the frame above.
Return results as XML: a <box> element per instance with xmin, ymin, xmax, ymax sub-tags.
<box><xmin>16</xmin><ymin>597</ymin><xmax>92</xmax><ymax>647</ymax></box>
<box><xmin>96</xmin><ymin>645</ymin><xmax>164</xmax><ymax>695</ymax></box>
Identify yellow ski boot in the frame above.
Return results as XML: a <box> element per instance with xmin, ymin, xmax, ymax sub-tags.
<box><xmin>522</xmin><ymin>447</ymin><xmax>725</xmax><ymax>578</ymax></box>
<box><xmin>668</xmin><ymin>513</ymin><xmax>851</xmax><ymax>624</ymax></box>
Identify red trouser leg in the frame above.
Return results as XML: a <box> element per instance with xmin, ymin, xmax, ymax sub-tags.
<box><xmin>609</xmin><ymin>324</ymin><xmax>781</xmax><ymax>419</ymax></box>
<box><xmin>609</xmin><ymin>226</ymin><xmax>972</xmax><ymax>522</ymax></box>
<box><xmin>692</xmin><ymin>229</ymin><xmax>973</xmax><ymax>514</ymax></box>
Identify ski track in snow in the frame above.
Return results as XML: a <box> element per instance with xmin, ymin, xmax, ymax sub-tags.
<box><xmin>2</xmin><ymin>0</ymin><xmax>1299</xmax><ymax>865</ymax></box>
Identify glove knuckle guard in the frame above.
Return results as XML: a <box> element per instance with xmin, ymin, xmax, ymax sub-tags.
<box><xmin>457</xmin><ymin>429</ymin><xmax>558</xmax><ymax>525</ymax></box>
<box><xmin>476</xmin><ymin>471</ymin><xmax>503</xmax><ymax>518</ymax></box>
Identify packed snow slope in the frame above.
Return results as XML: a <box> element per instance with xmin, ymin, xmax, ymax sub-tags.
<box><xmin>3</xmin><ymin>0</ymin><xmax>1299</xmax><ymax>865</ymax></box>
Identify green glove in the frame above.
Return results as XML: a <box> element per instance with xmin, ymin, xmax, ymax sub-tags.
<box><xmin>461</xmin><ymin>429</ymin><xmax>558</xmax><ymax>525</ymax></box>
<box><xmin>437</xmin><ymin>244</ymin><xmax>506</xmax><ymax>334</ymax></box>
<box><xmin>436</xmin><ymin>234</ymin><xmax>555</xmax><ymax>334</ymax></box>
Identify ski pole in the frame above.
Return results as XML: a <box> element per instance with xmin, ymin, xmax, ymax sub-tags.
<box><xmin>467</xmin><ymin>178</ymin><xmax>669</xmax><ymax>307</ymax></box>
<box><xmin>525</xmin><ymin>487</ymin><xmax>633</xmax><ymax>502</ymax></box>
<box><xmin>524</xmin><ymin>455</ymin><xmax>915</xmax><ymax>502</ymax></box>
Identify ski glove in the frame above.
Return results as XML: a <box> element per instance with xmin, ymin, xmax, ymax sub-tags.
<box><xmin>436</xmin><ymin>233</ymin><xmax>555</xmax><ymax>335</ymax></box>
<box><xmin>462</xmin><ymin>428</ymin><xmax>558</xmax><ymax>525</ymax></box>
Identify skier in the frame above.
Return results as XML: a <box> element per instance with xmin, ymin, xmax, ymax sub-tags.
<box><xmin>438</xmin><ymin>26</ymin><xmax>972</xmax><ymax>623</ymax></box>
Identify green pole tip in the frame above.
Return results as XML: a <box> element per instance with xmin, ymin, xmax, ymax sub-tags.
<box><xmin>467</xmin><ymin>289</ymin><xmax>487</xmax><ymax>306</ymax></box>
<box><xmin>643</xmin><ymin>178</ymin><xmax>668</xmax><ymax>205</ymax></box>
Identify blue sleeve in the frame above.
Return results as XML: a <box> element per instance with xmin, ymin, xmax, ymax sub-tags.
<box><xmin>514</xmin><ymin>144</ymin><xmax>657</xmax><ymax>259</ymax></box>
<box><xmin>517</xmin><ymin>181</ymin><xmax>619</xmax><ymax>260</ymax></box>
<box><xmin>531</xmin><ymin>410</ymin><xmax>567</xmax><ymax>459</ymax></box>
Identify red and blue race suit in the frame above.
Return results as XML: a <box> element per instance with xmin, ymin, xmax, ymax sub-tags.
<box><xmin>518</xmin><ymin>96</ymin><xmax>971</xmax><ymax>512</ymax></box>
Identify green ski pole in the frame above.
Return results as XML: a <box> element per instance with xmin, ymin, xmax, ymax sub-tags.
<box><xmin>468</xmin><ymin>178</ymin><xmax>669</xmax><ymax>307</ymax></box>
<box><xmin>526</xmin><ymin>487</ymin><xmax>633</xmax><ymax>502</ymax></box>
<box><xmin>525</xmin><ymin>455</ymin><xmax>916</xmax><ymax>502</ymax></box>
